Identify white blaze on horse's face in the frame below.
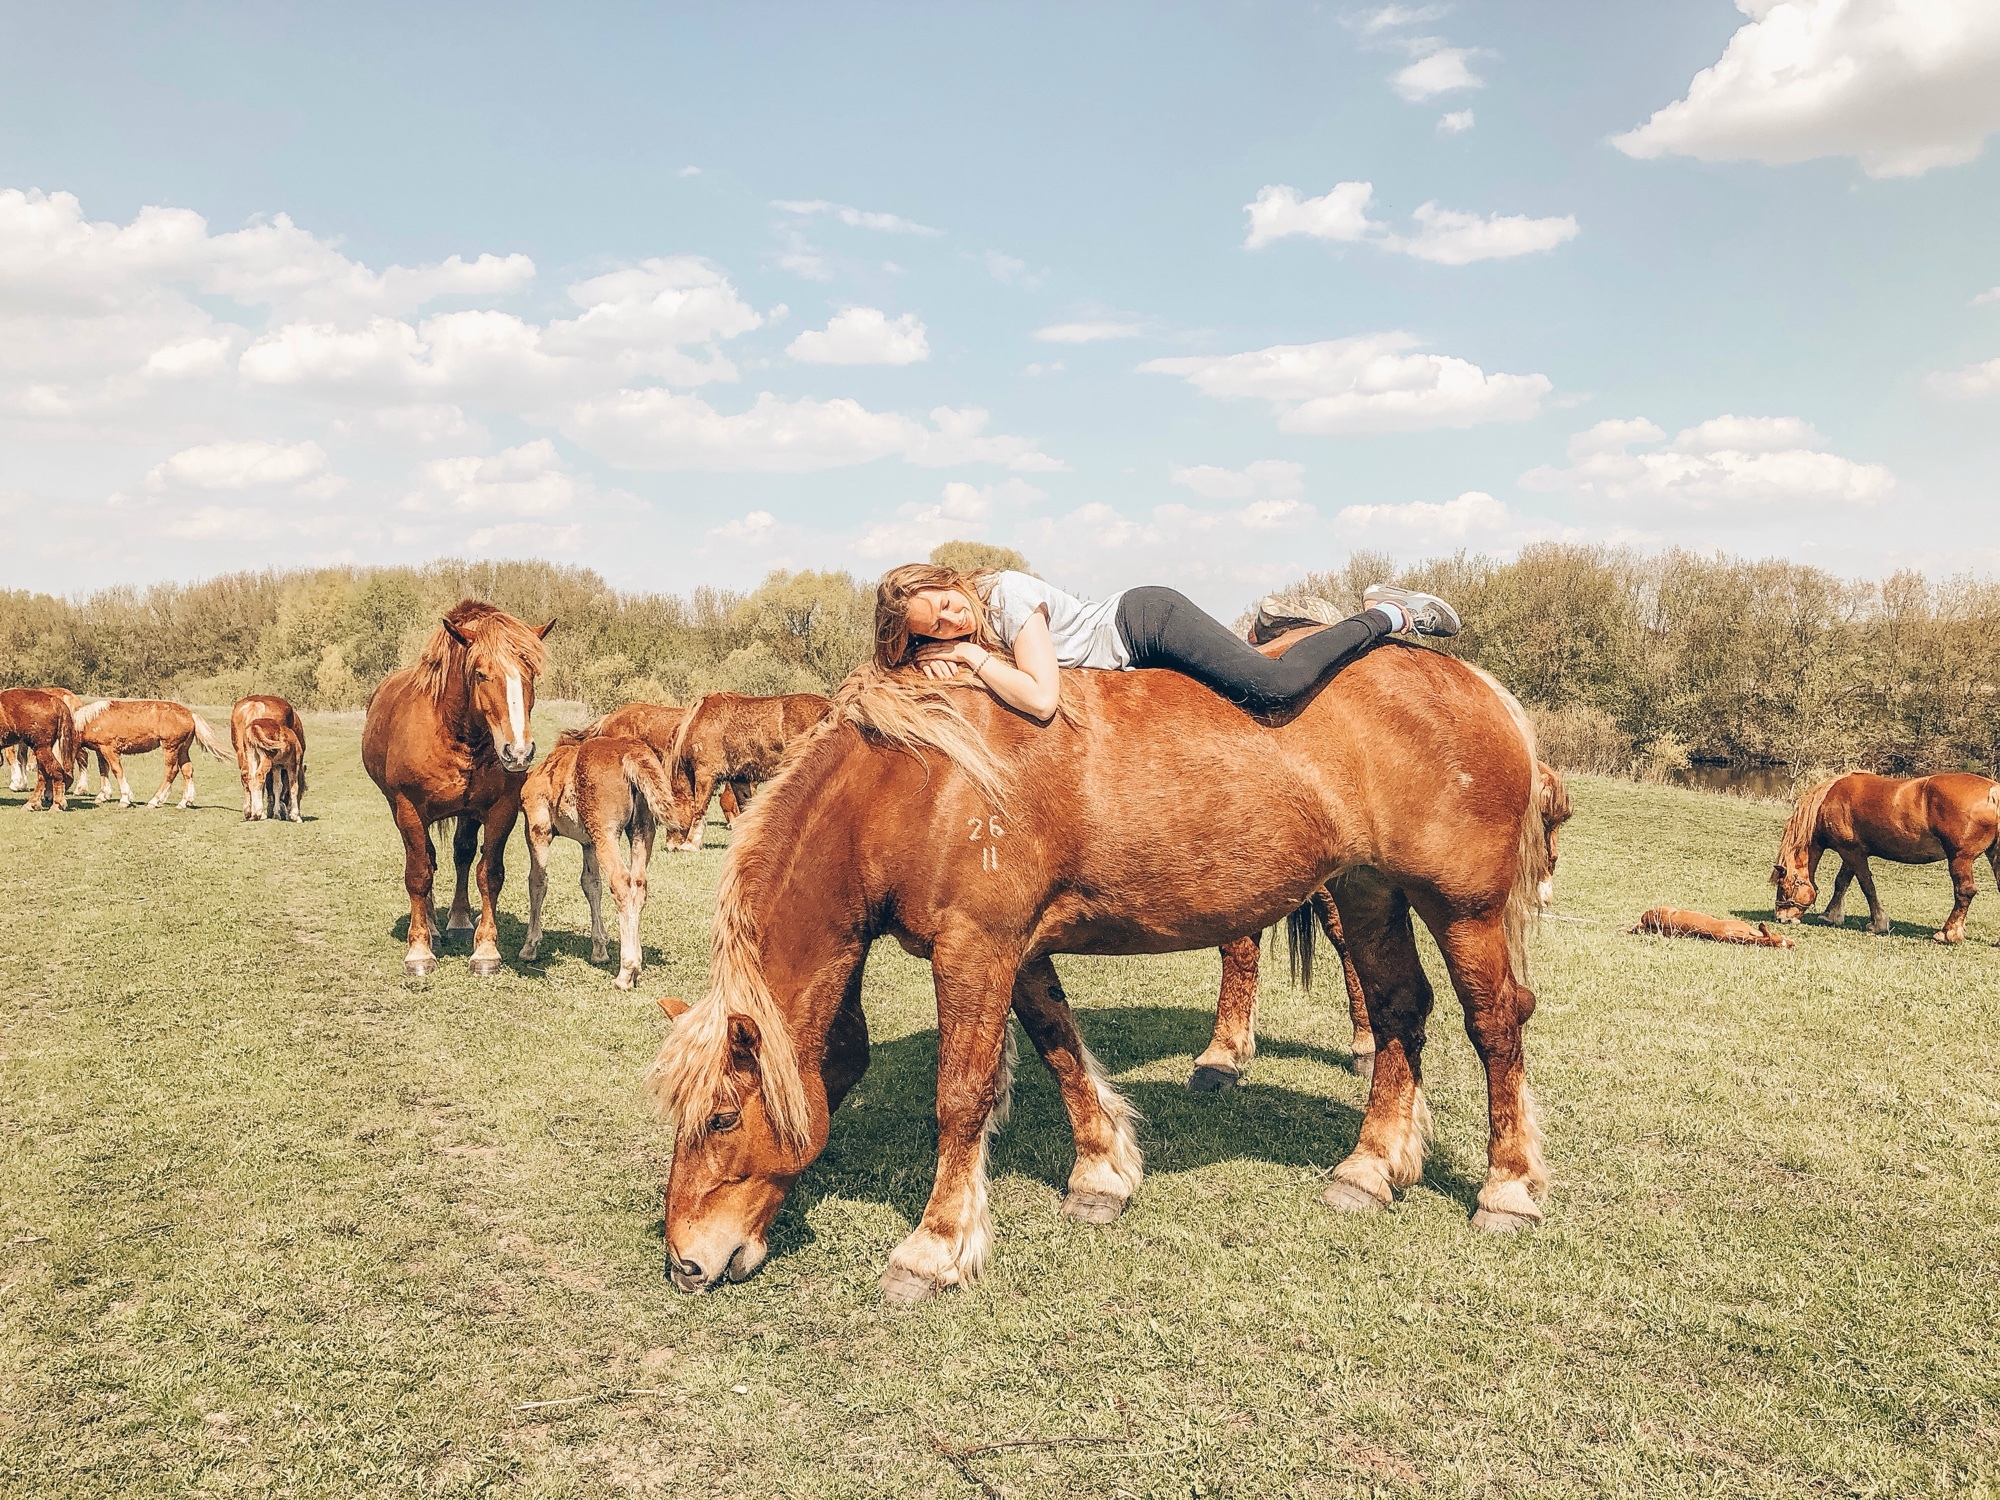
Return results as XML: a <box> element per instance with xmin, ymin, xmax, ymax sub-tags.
<box><xmin>504</xmin><ymin>672</ymin><xmax>530</xmax><ymax>762</ymax></box>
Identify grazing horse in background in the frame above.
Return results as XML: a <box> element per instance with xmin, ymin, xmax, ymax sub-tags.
<box><xmin>73</xmin><ymin>699</ymin><xmax>230</xmax><ymax>807</ymax></box>
<box><xmin>240</xmin><ymin>716</ymin><xmax>307</xmax><ymax>822</ymax></box>
<box><xmin>361</xmin><ymin>601</ymin><xmax>554</xmax><ymax>977</ymax></box>
<box><xmin>584</xmin><ymin>701</ymin><xmax>753</xmax><ymax>849</ymax></box>
<box><xmin>666</xmin><ymin>691</ymin><xmax>832</xmax><ymax>850</ymax></box>
<box><xmin>1190</xmin><ymin>759</ymin><xmax>1575</xmax><ymax>1091</ymax></box>
<box><xmin>0</xmin><ymin>688</ymin><xmax>76</xmax><ymax>810</ymax></box>
<box><xmin>518</xmin><ymin>731</ymin><xmax>682</xmax><ymax>989</ymax></box>
<box><xmin>5</xmin><ymin>687</ymin><xmax>82</xmax><ymax>794</ymax></box>
<box><xmin>1772</xmin><ymin>771</ymin><xmax>2000</xmax><ymax>943</ymax></box>
<box><xmin>648</xmin><ymin>641</ymin><xmax>1549</xmax><ymax>1303</ymax></box>
<box><xmin>231</xmin><ymin>695</ymin><xmax>306</xmax><ymax>819</ymax></box>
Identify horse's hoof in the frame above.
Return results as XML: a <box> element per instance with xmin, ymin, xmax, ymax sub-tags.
<box><xmin>468</xmin><ymin>953</ymin><xmax>503</xmax><ymax>977</ymax></box>
<box><xmin>405</xmin><ymin>955</ymin><xmax>437</xmax><ymax>978</ymax></box>
<box><xmin>614</xmin><ymin>971</ymin><xmax>638</xmax><ymax>991</ymax></box>
<box><xmin>1062</xmin><ymin>1189</ymin><xmax>1127</xmax><ymax>1224</ymax></box>
<box><xmin>878</xmin><ymin>1264</ymin><xmax>943</xmax><ymax>1306</ymax></box>
<box><xmin>1321</xmin><ymin>1179</ymin><xmax>1390</xmax><ymax>1214</ymax></box>
<box><xmin>1187</xmin><ymin>1063</ymin><xmax>1239</xmax><ymax>1093</ymax></box>
<box><xmin>1869</xmin><ymin>927</ymin><xmax>1891</xmax><ymax>939</ymax></box>
<box><xmin>1933</xmin><ymin>930</ymin><xmax>1962</xmax><ymax>945</ymax></box>
<box><xmin>1349</xmin><ymin>1051</ymin><xmax>1376</xmax><ymax>1081</ymax></box>
<box><xmin>518</xmin><ymin>945</ymin><xmax>539</xmax><ymax>962</ymax></box>
<box><xmin>1470</xmin><ymin>1207</ymin><xmax>1540</xmax><ymax>1233</ymax></box>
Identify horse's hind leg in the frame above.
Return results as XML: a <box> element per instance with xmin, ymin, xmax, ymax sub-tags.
<box><xmin>445</xmin><ymin>814</ymin><xmax>480</xmax><ymax>944</ymax></box>
<box><xmin>609</xmin><ymin>813</ymin><xmax>653</xmax><ymax>990</ymax></box>
<box><xmin>1190</xmin><ymin>936</ymin><xmax>1260</xmax><ymax>1091</ymax></box>
<box><xmin>1011</xmin><ymin>956</ymin><xmax>1144</xmax><ymax>1223</ymax></box>
<box><xmin>467</xmin><ymin>796</ymin><xmax>517</xmax><ymax>976</ymax></box>
<box><xmin>518</xmin><ymin>819</ymin><xmax>551</xmax><ymax>962</ymax></box>
<box><xmin>175</xmin><ymin>739</ymin><xmax>197</xmax><ymax>807</ymax></box>
<box><xmin>1323</xmin><ymin>878</ymin><xmax>1434</xmax><ymax>1216</ymax></box>
<box><xmin>580</xmin><ymin>844</ymin><xmax>609</xmax><ymax>965</ymax></box>
<box><xmin>392</xmin><ymin>799</ymin><xmax>440</xmax><ymax>976</ymax></box>
<box><xmin>1936</xmin><ymin>849</ymin><xmax>1978</xmax><ymax>944</ymax></box>
<box><xmin>148</xmin><ymin>746</ymin><xmax>179</xmax><ymax>807</ymax></box>
<box><xmin>1317</xmin><ymin>889</ymin><xmax>1376</xmax><ymax>1079</ymax></box>
<box><xmin>1432</xmin><ymin>910</ymin><xmax>1547</xmax><ymax>1232</ymax></box>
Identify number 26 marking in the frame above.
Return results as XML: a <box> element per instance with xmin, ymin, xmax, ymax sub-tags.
<box><xmin>969</xmin><ymin>816</ymin><xmax>1004</xmax><ymax>871</ymax></box>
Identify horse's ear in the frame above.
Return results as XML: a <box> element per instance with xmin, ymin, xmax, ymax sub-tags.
<box><xmin>656</xmin><ymin>995</ymin><xmax>690</xmax><ymax>1019</ymax></box>
<box><xmin>442</xmin><ymin>617</ymin><xmax>472</xmax><ymax>649</ymax></box>
<box><xmin>537</xmin><ymin>618</ymin><xmax>557</xmax><ymax>640</ymax></box>
<box><xmin>727</xmin><ymin>1015</ymin><xmax>762</xmax><ymax>1075</ymax></box>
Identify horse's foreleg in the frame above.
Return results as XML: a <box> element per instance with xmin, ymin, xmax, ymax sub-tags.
<box><xmin>468</xmin><ymin>798</ymin><xmax>517</xmax><ymax>976</ymax></box>
<box><xmin>1434</xmin><ymin>910</ymin><xmax>1546</xmax><ymax>1233</ymax></box>
<box><xmin>106</xmin><ymin>750</ymin><xmax>131</xmax><ymax>807</ymax></box>
<box><xmin>1190</xmin><ymin>936</ymin><xmax>1260</xmax><ymax>1091</ymax></box>
<box><xmin>238</xmin><ymin>748</ymin><xmax>255</xmax><ymax>819</ymax></box>
<box><xmin>1323</xmin><ymin>880</ymin><xmax>1435</xmax><ymax>1216</ymax></box>
<box><xmin>445</xmin><ymin>814</ymin><xmax>480</xmax><ymax>941</ymax></box>
<box><xmin>1820</xmin><ymin>861</ymin><xmax>1856</xmax><ymax>926</ymax></box>
<box><xmin>580</xmin><ymin>844</ymin><xmax>609</xmax><ymax>965</ymax></box>
<box><xmin>147</xmin><ymin>746</ymin><xmax>178</xmax><ymax>807</ymax></box>
<box><xmin>31</xmin><ymin>743</ymin><xmax>65</xmax><ymax>810</ymax></box>
<box><xmin>1317</xmin><ymin>889</ymin><xmax>1375</xmax><ymax>1079</ymax></box>
<box><xmin>681</xmin><ymin>769</ymin><xmax>716</xmax><ymax>851</ymax></box>
<box><xmin>1937</xmin><ymin>849</ymin><xmax>1978</xmax><ymax>944</ymax></box>
<box><xmin>1012</xmin><ymin>956</ymin><xmax>1144</xmax><ymax>1223</ymax></box>
<box><xmin>518</xmin><ymin>820</ymin><xmax>550</xmax><ymax>962</ymax></box>
<box><xmin>717</xmin><ymin>781</ymin><xmax>743</xmax><ymax>825</ymax></box>
<box><xmin>1853</xmin><ymin>858</ymin><xmax>1890</xmax><ymax>936</ymax></box>
<box><xmin>249</xmin><ymin>755</ymin><xmax>268</xmax><ymax>821</ymax></box>
<box><xmin>4</xmin><ymin>745</ymin><xmax>22</xmax><ymax>793</ymax></box>
<box><xmin>881</xmin><ymin>947</ymin><xmax>1017</xmax><ymax>1304</ymax></box>
<box><xmin>393</xmin><ymin>800</ymin><xmax>440</xmax><ymax>976</ymax></box>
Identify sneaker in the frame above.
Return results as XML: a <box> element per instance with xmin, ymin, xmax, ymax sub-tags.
<box><xmin>1251</xmin><ymin>593</ymin><xmax>1341</xmax><ymax>644</ymax></box>
<box><xmin>1362</xmin><ymin>584</ymin><xmax>1461</xmax><ymax>637</ymax></box>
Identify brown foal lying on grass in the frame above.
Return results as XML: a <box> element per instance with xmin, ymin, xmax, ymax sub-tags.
<box><xmin>1772</xmin><ymin>771</ymin><xmax>2000</xmax><ymax>944</ymax></box>
<box><xmin>1627</xmin><ymin>908</ymin><xmax>1794</xmax><ymax>948</ymax></box>
<box><xmin>519</xmin><ymin>731</ymin><xmax>681</xmax><ymax>989</ymax></box>
<box><xmin>648</xmin><ymin>637</ymin><xmax>1550</xmax><ymax>1304</ymax></box>
<box><xmin>72</xmin><ymin>698</ymin><xmax>230</xmax><ymax>808</ymax></box>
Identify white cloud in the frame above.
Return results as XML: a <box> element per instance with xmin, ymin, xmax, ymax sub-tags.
<box><xmin>772</xmin><ymin>200</ymin><xmax>943</xmax><ymax>237</ymax></box>
<box><xmin>1393</xmin><ymin>46</ymin><xmax>1482</xmax><ymax>101</ymax></box>
<box><xmin>787</xmin><ymin>306</ymin><xmax>930</xmax><ymax>365</ymax></box>
<box><xmin>565</xmin><ymin>391</ymin><xmax>1059</xmax><ymax>474</ymax></box>
<box><xmin>404</xmin><ymin>439</ymin><xmax>583</xmax><ymax>516</ymax></box>
<box><xmin>144</xmin><ymin>336</ymin><xmax>234</xmax><ymax>379</ymax></box>
<box><xmin>679</xmin><ymin>166</ymin><xmax>701</xmax><ymax>178</ymax></box>
<box><xmin>1033</xmin><ymin>319</ymin><xmax>1148</xmax><ymax>344</ymax></box>
<box><xmin>1245</xmin><ymin>183</ymin><xmax>1576</xmax><ymax>264</ymax></box>
<box><xmin>1927</xmin><ymin>358</ymin><xmax>2000</xmax><ymax>399</ymax></box>
<box><xmin>1357</xmin><ymin>4</ymin><xmax>1448</xmax><ymax>35</ymax></box>
<box><xmin>1021</xmin><ymin>361</ymin><xmax>1066</xmax><ymax>376</ymax></box>
<box><xmin>165</xmin><ymin>504</ymin><xmax>280</xmax><ymax>540</ymax></box>
<box><xmin>1244</xmin><ymin>183</ymin><xmax>1380</xmax><ymax>250</ymax></box>
<box><xmin>984</xmin><ymin>251</ymin><xmax>1041</xmax><ymax>287</ymax></box>
<box><xmin>1438</xmin><ymin>109</ymin><xmax>1475</xmax><ymax>135</ymax></box>
<box><xmin>1974</xmin><ymin>286</ymin><xmax>2000</xmax><ymax>307</ymax></box>
<box><xmin>464</xmin><ymin>520</ymin><xmax>583</xmax><ymax>553</ymax></box>
<box><xmin>709</xmin><ymin>509</ymin><xmax>778</xmax><ymax>542</ymax></box>
<box><xmin>1142</xmin><ymin>333</ymin><xmax>1551</xmax><ymax>434</ymax></box>
<box><xmin>1614</xmin><ymin>0</ymin><xmax>2000</xmax><ymax>179</ymax></box>
<box><xmin>1170</xmin><ymin>459</ymin><xmax>1305</xmax><ymax>501</ymax></box>
<box><xmin>1521</xmin><ymin>414</ymin><xmax>1896</xmax><ymax>508</ymax></box>
<box><xmin>146</xmin><ymin>439</ymin><xmax>328</xmax><ymax>491</ymax></box>
<box><xmin>1333</xmin><ymin>490</ymin><xmax>1519</xmax><ymax>545</ymax></box>
<box><xmin>851</xmin><ymin>478</ymin><xmax>1045</xmax><ymax>559</ymax></box>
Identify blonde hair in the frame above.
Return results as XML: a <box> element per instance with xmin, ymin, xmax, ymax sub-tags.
<box><xmin>873</xmin><ymin>563</ymin><xmax>1006</xmax><ymax>670</ymax></box>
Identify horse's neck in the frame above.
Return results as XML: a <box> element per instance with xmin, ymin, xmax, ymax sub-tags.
<box><xmin>437</xmin><ymin>667</ymin><xmax>488</xmax><ymax>756</ymax></box>
<box><xmin>731</xmin><ymin>800</ymin><xmax>869</xmax><ymax>1061</ymax></box>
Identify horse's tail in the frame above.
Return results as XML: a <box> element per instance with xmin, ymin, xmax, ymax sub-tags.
<box><xmin>1988</xmin><ymin>781</ymin><xmax>2000</xmax><ymax>819</ymax></box>
<box><xmin>1282</xmin><ymin>901</ymin><xmax>1318</xmax><ymax>992</ymax></box>
<box><xmin>52</xmin><ymin>703</ymin><xmax>74</xmax><ymax>772</ymax></box>
<box><xmin>1463</xmin><ymin>664</ymin><xmax>1548</xmax><ymax>985</ymax></box>
<box><xmin>555</xmin><ymin>727</ymin><xmax>587</xmax><ymax>748</ymax></box>
<box><xmin>624</xmin><ymin>744</ymin><xmax>679</xmax><ymax>835</ymax></box>
<box><xmin>190</xmin><ymin>711</ymin><xmax>231</xmax><ymax>760</ymax></box>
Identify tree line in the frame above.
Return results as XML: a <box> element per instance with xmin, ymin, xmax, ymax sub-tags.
<box><xmin>3</xmin><ymin>541</ymin><xmax>1992</xmax><ymax>780</ymax></box>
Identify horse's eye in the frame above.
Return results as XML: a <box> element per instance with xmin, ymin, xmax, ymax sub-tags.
<box><xmin>707</xmin><ymin>1111</ymin><xmax>741</xmax><ymax>1133</ymax></box>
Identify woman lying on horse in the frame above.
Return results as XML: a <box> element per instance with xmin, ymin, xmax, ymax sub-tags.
<box><xmin>872</xmin><ymin>564</ymin><xmax>1462</xmax><ymax>717</ymax></box>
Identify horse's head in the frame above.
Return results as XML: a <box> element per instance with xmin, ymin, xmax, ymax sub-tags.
<box><xmin>665</xmin><ymin>700</ymin><xmax>711</xmax><ymax>835</ymax></box>
<box><xmin>1770</xmin><ymin>854</ymin><xmax>1815</xmax><ymax>921</ymax></box>
<box><xmin>443</xmin><ymin>613</ymin><xmax>555</xmax><ymax>773</ymax></box>
<box><xmin>652</xmin><ymin>994</ymin><xmax>830</xmax><ymax>1293</ymax></box>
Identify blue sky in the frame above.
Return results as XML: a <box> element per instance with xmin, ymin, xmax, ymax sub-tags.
<box><xmin>3</xmin><ymin>1</ymin><xmax>1997</xmax><ymax>614</ymax></box>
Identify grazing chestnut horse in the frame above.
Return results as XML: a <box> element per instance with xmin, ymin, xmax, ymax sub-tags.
<box><xmin>231</xmin><ymin>695</ymin><xmax>306</xmax><ymax>819</ymax></box>
<box><xmin>666</xmin><ymin>691</ymin><xmax>832</xmax><ymax>850</ymax></box>
<box><xmin>519</xmin><ymin>731</ymin><xmax>682</xmax><ymax>988</ymax></box>
<box><xmin>648</xmin><ymin>641</ymin><xmax>1549</xmax><ymax>1302</ymax></box>
<box><xmin>1771</xmin><ymin>772</ymin><xmax>2000</xmax><ymax>944</ymax></box>
<box><xmin>5</xmin><ymin>688</ymin><xmax>82</xmax><ymax>795</ymax></box>
<box><xmin>585</xmin><ymin>701</ymin><xmax>752</xmax><ymax>850</ymax></box>
<box><xmin>1628</xmin><ymin>908</ymin><xmax>1793</xmax><ymax>948</ymax></box>
<box><xmin>240</xmin><ymin>716</ymin><xmax>307</xmax><ymax>822</ymax></box>
<box><xmin>361</xmin><ymin>601</ymin><xmax>553</xmax><ymax>977</ymax></box>
<box><xmin>1184</xmin><ymin>683</ymin><xmax>1576</xmax><ymax>1091</ymax></box>
<box><xmin>72</xmin><ymin>698</ymin><xmax>230</xmax><ymax>807</ymax></box>
<box><xmin>0</xmin><ymin>688</ymin><xmax>76</xmax><ymax>810</ymax></box>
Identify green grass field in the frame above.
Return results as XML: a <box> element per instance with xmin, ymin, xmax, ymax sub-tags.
<box><xmin>5</xmin><ymin>711</ymin><xmax>1999</xmax><ymax>1497</ymax></box>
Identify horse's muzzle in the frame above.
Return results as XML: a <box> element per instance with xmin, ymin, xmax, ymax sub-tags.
<box><xmin>498</xmin><ymin>741</ymin><xmax>537</xmax><ymax>773</ymax></box>
<box><xmin>665</xmin><ymin>1241</ymin><xmax>761</xmax><ymax>1292</ymax></box>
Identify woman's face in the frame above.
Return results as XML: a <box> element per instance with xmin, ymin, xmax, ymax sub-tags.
<box><xmin>906</xmin><ymin>587</ymin><xmax>974</xmax><ymax>641</ymax></box>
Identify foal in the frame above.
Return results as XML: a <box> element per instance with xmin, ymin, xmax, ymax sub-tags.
<box><xmin>241</xmin><ymin>716</ymin><xmax>307</xmax><ymax>822</ymax></box>
<box><xmin>231</xmin><ymin>695</ymin><xmax>306</xmax><ymax>819</ymax></box>
<box><xmin>519</xmin><ymin>732</ymin><xmax>681</xmax><ymax>989</ymax></box>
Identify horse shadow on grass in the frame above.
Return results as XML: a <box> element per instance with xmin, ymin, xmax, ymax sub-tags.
<box><xmin>1729</xmin><ymin>907</ymin><xmax>1945</xmax><ymax>941</ymax></box>
<box><xmin>387</xmin><ymin>910</ymin><xmax>671</xmax><ymax>976</ymax></box>
<box><xmin>766</xmin><ymin>1001</ymin><xmax>1486</xmax><ymax>1265</ymax></box>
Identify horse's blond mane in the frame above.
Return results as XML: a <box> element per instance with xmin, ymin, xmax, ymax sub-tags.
<box><xmin>1777</xmin><ymin>774</ymin><xmax>1842</xmax><ymax>868</ymax></box>
<box><xmin>416</xmin><ymin>601</ymin><xmax>547</xmax><ymax>706</ymax></box>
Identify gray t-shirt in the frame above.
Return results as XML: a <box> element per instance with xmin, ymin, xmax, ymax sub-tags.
<box><xmin>983</xmin><ymin>571</ymin><xmax>1130</xmax><ymax>670</ymax></box>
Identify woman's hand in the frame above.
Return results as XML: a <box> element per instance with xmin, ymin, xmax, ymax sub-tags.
<box><xmin>913</xmin><ymin>641</ymin><xmax>987</xmax><ymax>680</ymax></box>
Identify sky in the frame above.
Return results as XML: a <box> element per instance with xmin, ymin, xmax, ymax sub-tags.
<box><xmin>2</xmin><ymin>0</ymin><xmax>1998</xmax><ymax>615</ymax></box>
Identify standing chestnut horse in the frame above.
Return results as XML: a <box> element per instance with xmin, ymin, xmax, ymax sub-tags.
<box><xmin>231</xmin><ymin>695</ymin><xmax>306</xmax><ymax>820</ymax></box>
<box><xmin>72</xmin><ymin>699</ymin><xmax>231</xmax><ymax>807</ymax></box>
<box><xmin>666</xmin><ymin>691</ymin><xmax>832</xmax><ymax>850</ymax></box>
<box><xmin>361</xmin><ymin>601</ymin><xmax>553</xmax><ymax>977</ymax></box>
<box><xmin>0</xmin><ymin>688</ymin><xmax>76</xmax><ymax>810</ymax></box>
<box><xmin>648</xmin><ymin>642</ymin><xmax>1548</xmax><ymax>1302</ymax></box>
<box><xmin>584</xmin><ymin>701</ymin><xmax>751</xmax><ymax>848</ymax></box>
<box><xmin>1772</xmin><ymin>771</ymin><xmax>2000</xmax><ymax>943</ymax></box>
<box><xmin>1190</xmin><ymin>760</ymin><xmax>1573</xmax><ymax>1091</ymax></box>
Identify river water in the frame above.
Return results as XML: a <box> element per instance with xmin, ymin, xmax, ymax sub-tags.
<box><xmin>1664</xmin><ymin>763</ymin><xmax>1796</xmax><ymax>800</ymax></box>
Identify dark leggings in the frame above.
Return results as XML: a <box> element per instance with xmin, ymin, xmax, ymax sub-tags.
<box><xmin>1115</xmin><ymin>586</ymin><xmax>1394</xmax><ymax>715</ymax></box>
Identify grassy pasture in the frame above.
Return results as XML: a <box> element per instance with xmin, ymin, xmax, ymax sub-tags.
<box><xmin>4</xmin><ymin>711</ymin><xmax>1999</xmax><ymax>1498</ymax></box>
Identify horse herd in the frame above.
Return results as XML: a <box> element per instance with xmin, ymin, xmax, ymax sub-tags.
<box><xmin>9</xmin><ymin>597</ymin><xmax>1999</xmax><ymax>1304</ymax></box>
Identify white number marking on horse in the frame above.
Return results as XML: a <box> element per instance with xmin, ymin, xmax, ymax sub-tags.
<box><xmin>970</xmin><ymin>816</ymin><xmax>1005</xmax><ymax>871</ymax></box>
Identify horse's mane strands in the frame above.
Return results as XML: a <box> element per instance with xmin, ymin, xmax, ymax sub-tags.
<box><xmin>416</xmin><ymin>600</ymin><xmax>549</xmax><ymax>707</ymax></box>
<box><xmin>1778</xmin><ymin>774</ymin><xmax>1843</xmax><ymax>867</ymax></box>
